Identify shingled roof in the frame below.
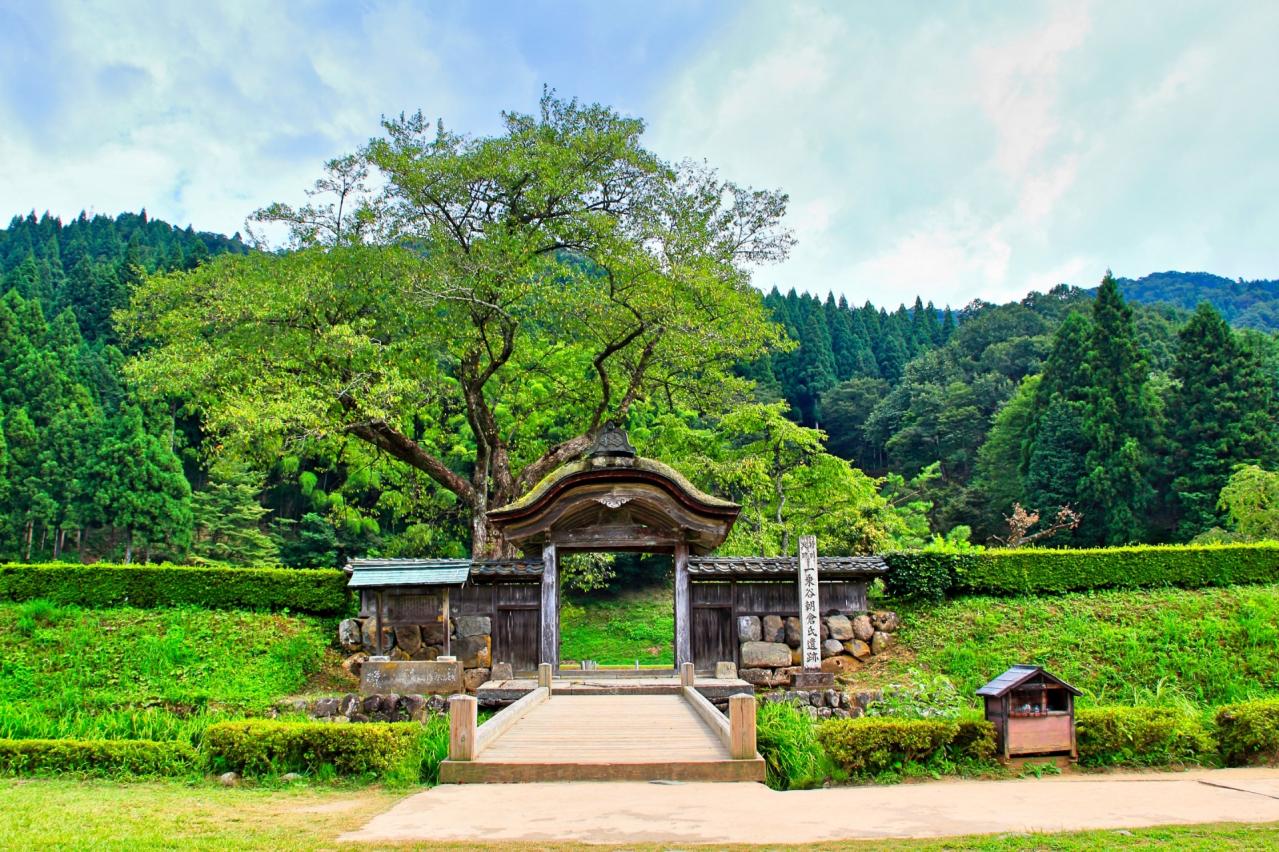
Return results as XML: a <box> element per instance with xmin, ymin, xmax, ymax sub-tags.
<box><xmin>687</xmin><ymin>555</ymin><xmax>888</xmax><ymax>578</ymax></box>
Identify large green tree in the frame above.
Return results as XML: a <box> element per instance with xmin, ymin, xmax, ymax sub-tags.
<box><xmin>1167</xmin><ymin>303</ymin><xmax>1279</xmax><ymax>539</ymax></box>
<box><xmin>124</xmin><ymin>95</ymin><xmax>791</xmax><ymax>555</ymax></box>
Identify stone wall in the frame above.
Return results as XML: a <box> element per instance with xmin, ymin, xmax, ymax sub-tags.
<box><xmin>279</xmin><ymin>693</ymin><xmax>448</xmax><ymax>723</ymax></box>
<box><xmin>759</xmin><ymin>687</ymin><xmax>885</xmax><ymax>720</ymax></box>
<box><xmin>337</xmin><ymin>613</ymin><xmax>495</xmax><ymax>691</ymax></box>
<box><xmin>736</xmin><ymin>609</ymin><xmax>901</xmax><ymax>687</ymax></box>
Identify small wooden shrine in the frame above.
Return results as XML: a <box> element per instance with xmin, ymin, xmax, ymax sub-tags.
<box><xmin>977</xmin><ymin>664</ymin><xmax>1080</xmax><ymax>759</ymax></box>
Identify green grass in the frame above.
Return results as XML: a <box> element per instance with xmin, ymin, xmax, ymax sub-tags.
<box><xmin>0</xmin><ymin>600</ymin><xmax>334</xmax><ymax>742</ymax></box>
<box><xmin>870</xmin><ymin>584</ymin><xmax>1279</xmax><ymax>708</ymax></box>
<box><xmin>560</xmin><ymin>587</ymin><xmax>673</xmax><ymax>665</ymax></box>
<box><xmin>2</xmin><ymin>778</ymin><xmax>1279</xmax><ymax>850</ymax></box>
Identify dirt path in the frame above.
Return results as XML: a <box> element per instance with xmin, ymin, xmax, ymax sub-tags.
<box><xmin>341</xmin><ymin>767</ymin><xmax>1279</xmax><ymax>845</ymax></box>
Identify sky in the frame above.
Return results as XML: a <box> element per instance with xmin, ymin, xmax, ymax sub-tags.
<box><xmin>2</xmin><ymin>0</ymin><xmax>1277</xmax><ymax>308</ymax></box>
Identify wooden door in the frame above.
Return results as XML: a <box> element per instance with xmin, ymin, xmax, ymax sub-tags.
<box><xmin>492</xmin><ymin>583</ymin><xmax>540</xmax><ymax>674</ymax></box>
<box><xmin>692</xmin><ymin>606</ymin><xmax>734</xmax><ymax>673</ymax></box>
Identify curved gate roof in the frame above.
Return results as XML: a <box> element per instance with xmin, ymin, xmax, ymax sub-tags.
<box><xmin>487</xmin><ymin>424</ymin><xmax>740</xmax><ymax>554</ymax></box>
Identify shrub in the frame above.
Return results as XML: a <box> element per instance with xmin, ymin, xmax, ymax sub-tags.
<box><xmin>816</xmin><ymin>717</ymin><xmax>955</xmax><ymax>775</ymax></box>
<box><xmin>949</xmin><ymin>718</ymin><xmax>997</xmax><ymax>761</ymax></box>
<box><xmin>0</xmin><ymin>738</ymin><xmax>196</xmax><ymax>778</ymax></box>
<box><xmin>883</xmin><ymin>552</ymin><xmax>964</xmax><ymax>602</ymax></box>
<box><xmin>886</xmin><ymin>543</ymin><xmax>1279</xmax><ymax>598</ymax></box>
<box><xmin>203</xmin><ymin>720</ymin><xmax>426</xmax><ymax>783</ymax></box>
<box><xmin>0</xmin><ymin>563</ymin><xmax>348</xmax><ymax>614</ymax></box>
<box><xmin>755</xmin><ymin>699</ymin><xmax>829</xmax><ymax>790</ymax></box>
<box><xmin>1075</xmin><ymin>706</ymin><xmax>1216</xmax><ymax>767</ymax></box>
<box><xmin>1216</xmin><ymin>700</ymin><xmax>1279</xmax><ymax>766</ymax></box>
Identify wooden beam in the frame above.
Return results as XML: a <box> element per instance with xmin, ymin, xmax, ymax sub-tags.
<box><xmin>540</xmin><ymin>543</ymin><xmax>558</xmax><ymax>668</ymax></box>
<box><xmin>683</xmin><ymin>685</ymin><xmax>731</xmax><ymax>750</ymax></box>
<box><xmin>674</xmin><ymin>540</ymin><xmax>691</xmax><ymax>668</ymax></box>
<box><xmin>679</xmin><ymin>661</ymin><xmax>695</xmax><ymax>687</ymax></box>
<box><xmin>375</xmin><ymin>589</ymin><xmax>385</xmax><ymax>656</ymax></box>
<box><xmin>474</xmin><ymin>686</ymin><xmax>548</xmax><ymax>756</ymax></box>
<box><xmin>538</xmin><ymin>662</ymin><xmax>553</xmax><ymax>693</ymax></box>
<box><xmin>448</xmin><ymin>694</ymin><xmax>477</xmax><ymax>761</ymax></box>
<box><xmin>729</xmin><ymin>693</ymin><xmax>756</xmax><ymax>760</ymax></box>
<box><xmin>443</xmin><ymin>586</ymin><xmax>451</xmax><ymax>659</ymax></box>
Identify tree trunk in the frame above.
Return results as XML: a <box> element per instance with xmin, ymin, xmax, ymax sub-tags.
<box><xmin>53</xmin><ymin>528</ymin><xmax>62</xmax><ymax>560</ymax></box>
<box><xmin>124</xmin><ymin>528</ymin><xmax>133</xmax><ymax>565</ymax></box>
<box><xmin>24</xmin><ymin>521</ymin><xmax>34</xmax><ymax>561</ymax></box>
<box><xmin>77</xmin><ymin>528</ymin><xmax>84</xmax><ymax>562</ymax></box>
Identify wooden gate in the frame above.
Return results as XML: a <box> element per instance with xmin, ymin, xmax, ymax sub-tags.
<box><xmin>691</xmin><ymin>581</ymin><xmax>735</xmax><ymax>673</ymax></box>
<box><xmin>493</xmin><ymin>583</ymin><xmax>540</xmax><ymax>674</ymax></box>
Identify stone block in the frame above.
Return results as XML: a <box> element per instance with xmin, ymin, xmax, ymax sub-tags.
<box><xmin>820</xmin><ymin>622</ymin><xmax>829</xmax><ymax>641</ymax></box>
<box><xmin>455</xmin><ymin>615</ymin><xmax>491</xmax><ymax>638</ymax></box>
<box><xmin>740</xmin><ymin>641</ymin><xmax>792</xmax><ymax>668</ymax></box>
<box><xmin>853</xmin><ymin>689</ymin><xmax>883</xmax><ymax>709</ymax></box>
<box><xmin>341</xmin><ymin>652</ymin><xmax>369</xmax><ymax>678</ymax></box>
<box><xmin>714</xmin><ymin>661</ymin><xmax>737</xmax><ymax>679</ymax></box>
<box><xmin>490</xmin><ymin>661</ymin><xmax>514</xmax><ymax>681</ymax></box>
<box><xmin>395</xmin><ymin>624</ymin><xmax>423</xmax><ymax>655</ymax></box>
<box><xmin>421</xmin><ymin>622</ymin><xmax>447</xmax><ymax>645</ymax></box>
<box><xmin>872</xmin><ymin>610</ymin><xmax>901</xmax><ymax>632</ymax></box>
<box><xmin>362</xmin><ymin>695</ymin><xmax>381</xmax><ymax>715</ymax></box>
<box><xmin>761</xmin><ymin>614</ymin><xmax>785</xmax><ymax>643</ymax></box>
<box><xmin>820</xmin><ymin>655</ymin><xmax>861</xmax><ymax>675</ymax></box>
<box><xmin>791</xmin><ymin>671</ymin><xmax>834</xmax><ymax>689</ymax></box>
<box><xmin>790</xmin><ymin>647</ymin><xmax>803</xmax><ymax>665</ymax></box>
<box><xmin>462</xmin><ymin>667</ymin><xmax>491</xmax><ymax>692</ymax></box>
<box><xmin>784</xmin><ymin>616</ymin><xmax>803</xmax><ymax>647</ymax></box>
<box><xmin>844</xmin><ymin>639</ymin><xmax>872</xmax><ymax>659</ymax></box>
<box><xmin>389</xmin><ymin>647</ymin><xmax>412</xmax><ymax>661</ymax></box>
<box><xmin>738</xmin><ymin>667</ymin><xmax>785</xmax><ymax>687</ymax></box>
<box><xmin>359</xmin><ymin>660</ymin><xmax>463</xmax><ymax>695</ymax></box>
<box><xmin>338</xmin><ymin>618</ymin><xmax>363</xmax><ymax>652</ymax></box>
<box><xmin>821</xmin><ymin>638</ymin><xmax>845</xmax><ymax>658</ymax></box>
<box><xmin>455</xmin><ymin>635</ymin><xmax>492</xmax><ymax>668</ymax></box>
<box><xmin>871</xmin><ymin>630</ymin><xmax>896</xmax><ymax>655</ymax></box>
<box><xmin>852</xmin><ymin>614</ymin><xmax>874</xmax><ymax>641</ymax></box>
<box><xmin>398</xmin><ymin>694</ymin><xmax>427</xmax><ymax>722</ymax></box>
<box><xmin>737</xmin><ymin>615</ymin><xmax>761</xmax><ymax>642</ymax></box>
<box><xmin>338</xmin><ymin>693</ymin><xmax>360</xmax><ymax>716</ymax></box>
<box><xmin>361</xmin><ymin>619</ymin><xmax>395</xmax><ymax>654</ymax></box>
<box><xmin>312</xmin><ymin>697</ymin><xmax>339</xmax><ymax>718</ymax></box>
<box><xmin>827</xmin><ymin>614</ymin><xmax>854</xmax><ymax>641</ymax></box>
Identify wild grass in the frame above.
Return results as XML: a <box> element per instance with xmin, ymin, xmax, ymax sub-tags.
<box><xmin>0</xmin><ymin>601</ymin><xmax>332</xmax><ymax>742</ymax></box>
<box><xmin>871</xmin><ymin>584</ymin><xmax>1279</xmax><ymax>708</ymax></box>
<box><xmin>755</xmin><ymin>699</ymin><xmax>840</xmax><ymax>790</ymax></box>
<box><xmin>560</xmin><ymin>587</ymin><xmax>673</xmax><ymax>665</ymax></box>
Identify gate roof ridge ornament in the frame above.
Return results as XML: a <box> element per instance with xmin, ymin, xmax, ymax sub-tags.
<box><xmin>587</xmin><ymin>421</ymin><xmax>637</xmax><ymax>460</ymax></box>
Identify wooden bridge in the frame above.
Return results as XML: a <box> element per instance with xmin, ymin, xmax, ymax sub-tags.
<box><xmin>438</xmin><ymin>664</ymin><xmax>765</xmax><ymax>783</ymax></box>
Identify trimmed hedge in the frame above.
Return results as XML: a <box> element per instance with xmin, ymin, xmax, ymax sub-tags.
<box><xmin>0</xmin><ymin>563</ymin><xmax>348</xmax><ymax>614</ymax></box>
<box><xmin>203</xmin><ymin>720</ymin><xmax>425</xmax><ymax>780</ymax></box>
<box><xmin>885</xmin><ymin>542</ymin><xmax>1279</xmax><ymax>599</ymax></box>
<box><xmin>0</xmin><ymin>738</ymin><xmax>197</xmax><ymax>778</ymax></box>
<box><xmin>815</xmin><ymin>717</ymin><xmax>997</xmax><ymax>775</ymax></box>
<box><xmin>1216</xmin><ymin>700</ymin><xmax>1279</xmax><ymax>766</ymax></box>
<box><xmin>1076</xmin><ymin>706</ymin><xmax>1216</xmax><ymax>767</ymax></box>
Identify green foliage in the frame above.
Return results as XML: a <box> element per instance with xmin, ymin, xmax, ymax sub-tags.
<box><xmin>880</xmin><ymin>584</ymin><xmax>1279</xmax><ymax>706</ymax></box>
<box><xmin>950</xmin><ymin>718</ymin><xmax>997</xmax><ymax>761</ymax></box>
<box><xmin>0</xmin><ymin>562</ymin><xmax>348</xmax><ymax>614</ymax></box>
<box><xmin>815</xmin><ymin>717</ymin><xmax>957</xmax><ymax>775</ymax></box>
<box><xmin>1167</xmin><ymin>305</ymin><xmax>1279</xmax><ymax>539</ymax></box>
<box><xmin>1215</xmin><ymin>700</ymin><xmax>1279</xmax><ymax>766</ymax></box>
<box><xmin>950</xmin><ymin>543</ymin><xmax>1279</xmax><ymax>595</ymax></box>
<box><xmin>883</xmin><ymin>552</ymin><xmax>961</xmax><ymax>602</ymax></box>
<box><xmin>203</xmin><ymin>720</ymin><xmax>428</xmax><ymax>783</ymax></box>
<box><xmin>0</xmin><ymin>738</ymin><xmax>197</xmax><ymax>778</ymax></box>
<box><xmin>190</xmin><ymin>465</ymin><xmax>279</xmax><ymax>565</ymax></box>
<box><xmin>559</xmin><ymin>588</ymin><xmax>673</xmax><ymax>665</ymax></box>
<box><xmin>755</xmin><ymin>699</ymin><xmax>831</xmax><ymax>790</ymax></box>
<box><xmin>865</xmin><ymin>671</ymin><xmax>964</xmax><ymax>719</ymax></box>
<box><xmin>1075</xmin><ymin>706</ymin><xmax>1216</xmax><ymax>767</ymax></box>
<box><xmin>1213</xmin><ymin>465</ymin><xmax>1279</xmax><ymax>542</ymax></box>
<box><xmin>0</xmin><ymin>602</ymin><xmax>330</xmax><ymax>742</ymax></box>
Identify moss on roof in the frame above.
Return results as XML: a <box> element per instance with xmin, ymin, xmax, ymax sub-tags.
<box><xmin>491</xmin><ymin>456</ymin><xmax>738</xmax><ymax>516</ymax></box>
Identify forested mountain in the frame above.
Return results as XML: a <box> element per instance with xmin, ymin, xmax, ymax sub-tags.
<box><xmin>1</xmin><ymin>205</ymin><xmax>1276</xmax><ymax>563</ymax></box>
<box><xmin>1110</xmin><ymin>270</ymin><xmax>1279</xmax><ymax>332</ymax></box>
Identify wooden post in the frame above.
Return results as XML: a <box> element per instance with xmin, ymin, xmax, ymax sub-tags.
<box><xmin>680</xmin><ymin>661</ymin><xmax>695</xmax><ymax>687</ymax></box>
<box><xmin>674</xmin><ymin>540</ymin><xmax>691</xmax><ymax>669</ymax></box>
<box><xmin>375</xmin><ymin>589</ymin><xmax>385</xmax><ymax>657</ymax></box>
<box><xmin>728</xmin><ymin>693</ymin><xmax>756</xmax><ymax>760</ymax></box>
<box><xmin>540</xmin><ymin>543</ymin><xmax>558</xmax><ymax>669</ymax></box>
<box><xmin>448</xmin><ymin>694</ymin><xmax>477</xmax><ymax>760</ymax></box>
<box><xmin>442</xmin><ymin>586</ymin><xmax>452</xmax><ymax>659</ymax></box>
<box><xmin>538</xmin><ymin>662</ymin><xmax>553</xmax><ymax>694</ymax></box>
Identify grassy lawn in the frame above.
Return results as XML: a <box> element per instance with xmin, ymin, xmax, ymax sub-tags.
<box><xmin>560</xmin><ymin>587</ymin><xmax>673</xmax><ymax>665</ymax></box>
<box><xmin>855</xmin><ymin>584</ymin><xmax>1279</xmax><ymax>708</ymax></box>
<box><xmin>0</xmin><ymin>600</ymin><xmax>346</xmax><ymax>741</ymax></box>
<box><xmin>2</xmin><ymin>778</ymin><xmax>1279</xmax><ymax>850</ymax></box>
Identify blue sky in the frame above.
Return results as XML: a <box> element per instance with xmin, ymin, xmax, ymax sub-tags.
<box><xmin>2</xmin><ymin>0</ymin><xmax>1276</xmax><ymax>307</ymax></box>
